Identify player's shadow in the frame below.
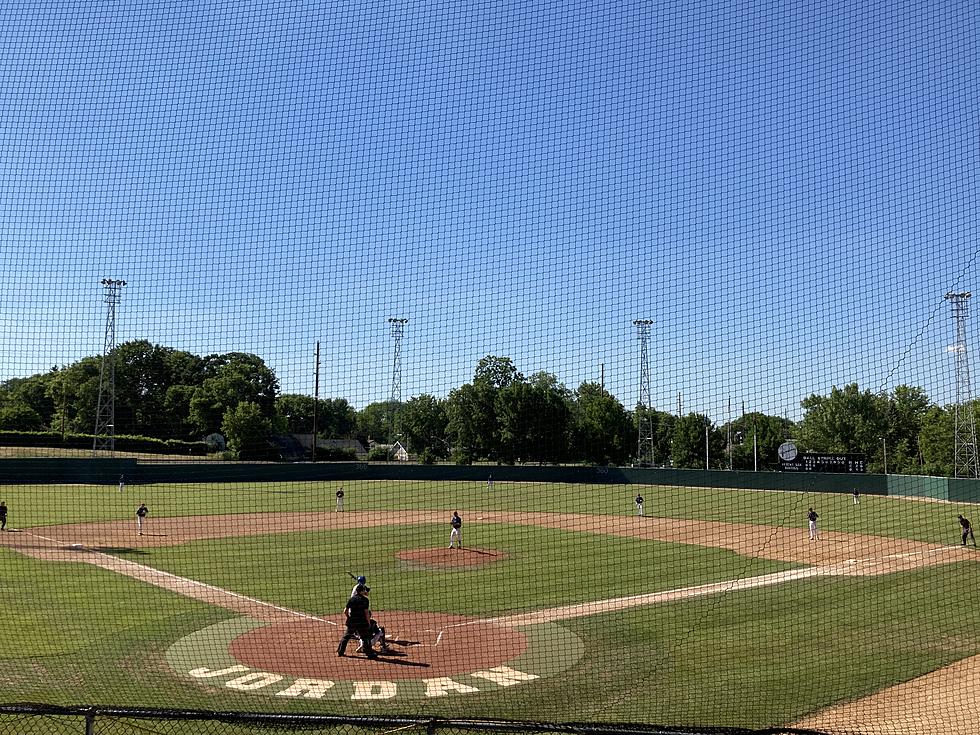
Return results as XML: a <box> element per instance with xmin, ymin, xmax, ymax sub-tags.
<box><xmin>374</xmin><ymin>656</ymin><xmax>430</xmax><ymax>668</ymax></box>
<box><xmin>93</xmin><ymin>547</ymin><xmax>149</xmax><ymax>555</ymax></box>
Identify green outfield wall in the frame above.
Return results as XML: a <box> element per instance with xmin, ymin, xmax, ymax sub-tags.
<box><xmin>3</xmin><ymin>457</ymin><xmax>980</xmax><ymax>502</ymax></box>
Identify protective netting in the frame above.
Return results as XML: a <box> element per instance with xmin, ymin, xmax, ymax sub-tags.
<box><xmin>1</xmin><ymin>1</ymin><xmax>979</xmax><ymax>734</ymax></box>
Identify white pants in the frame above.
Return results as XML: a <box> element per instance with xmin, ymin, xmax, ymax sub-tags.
<box><xmin>336</xmin><ymin>498</ymin><xmax>344</xmax><ymax>511</ymax></box>
<box><xmin>808</xmin><ymin>520</ymin><xmax>817</xmax><ymax>540</ymax></box>
<box><xmin>636</xmin><ymin>503</ymin><xmax>644</xmax><ymax>516</ymax></box>
<box><xmin>853</xmin><ymin>496</ymin><xmax>859</xmax><ymax>504</ymax></box>
<box><xmin>137</xmin><ymin>516</ymin><xmax>145</xmax><ymax>534</ymax></box>
<box><xmin>449</xmin><ymin>528</ymin><xmax>462</xmax><ymax>547</ymax></box>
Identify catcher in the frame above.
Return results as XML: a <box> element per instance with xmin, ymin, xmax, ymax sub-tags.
<box><xmin>357</xmin><ymin>618</ymin><xmax>393</xmax><ymax>655</ymax></box>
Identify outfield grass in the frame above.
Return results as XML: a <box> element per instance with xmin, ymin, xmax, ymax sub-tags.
<box><xmin>1</xmin><ymin>479</ymin><xmax>974</xmax><ymax>545</ymax></box>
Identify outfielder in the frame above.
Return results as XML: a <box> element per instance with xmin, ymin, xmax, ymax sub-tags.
<box><xmin>449</xmin><ymin>511</ymin><xmax>462</xmax><ymax>549</ymax></box>
<box><xmin>336</xmin><ymin>488</ymin><xmax>345</xmax><ymax>512</ymax></box>
<box><xmin>0</xmin><ymin>500</ymin><xmax>7</xmax><ymax>531</ymax></box>
<box><xmin>635</xmin><ymin>493</ymin><xmax>644</xmax><ymax>516</ymax></box>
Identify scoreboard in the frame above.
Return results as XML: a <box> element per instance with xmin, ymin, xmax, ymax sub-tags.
<box><xmin>780</xmin><ymin>453</ymin><xmax>867</xmax><ymax>473</ymax></box>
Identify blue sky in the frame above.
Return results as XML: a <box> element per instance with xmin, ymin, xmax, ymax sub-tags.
<box><xmin>1</xmin><ymin>0</ymin><xmax>979</xmax><ymax>421</ymax></box>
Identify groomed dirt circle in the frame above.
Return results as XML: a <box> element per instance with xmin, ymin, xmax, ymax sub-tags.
<box><xmin>229</xmin><ymin>611</ymin><xmax>528</xmax><ymax>679</ymax></box>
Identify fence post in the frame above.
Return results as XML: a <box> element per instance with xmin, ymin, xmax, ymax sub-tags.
<box><xmin>84</xmin><ymin>707</ymin><xmax>96</xmax><ymax>735</ymax></box>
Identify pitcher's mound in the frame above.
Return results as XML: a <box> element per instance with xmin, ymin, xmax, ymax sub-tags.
<box><xmin>397</xmin><ymin>547</ymin><xmax>508</xmax><ymax>569</ymax></box>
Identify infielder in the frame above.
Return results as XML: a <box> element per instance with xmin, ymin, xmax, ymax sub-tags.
<box><xmin>635</xmin><ymin>493</ymin><xmax>645</xmax><ymax>516</ymax></box>
<box><xmin>449</xmin><ymin>511</ymin><xmax>462</xmax><ymax>549</ymax></box>
<box><xmin>136</xmin><ymin>503</ymin><xmax>149</xmax><ymax>536</ymax></box>
<box><xmin>336</xmin><ymin>488</ymin><xmax>345</xmax><ymax>512</ymax></box>
<box><xmin>959</xmin><ymin>515</ymin><xmax>976</xmax><ymax>546</ymax></box>
<box><xmin>0</xmin><ymin>500</ymin><xmax>7</xmax><ymax>531</ymax></box>
<box><xmin>807</xmin><ymin>507</ymin><xmax>819</xmax><ymax>541</ymax></box>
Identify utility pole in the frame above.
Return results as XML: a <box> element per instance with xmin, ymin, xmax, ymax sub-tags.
<box><xmin>633</xmin><ymin>319</ymin><xmax>655</xmax><ymax>466</ymax></box>
<box><xmin>946</xmin><ymin>292</ymin><xmax>979</xmax><ymax>478</ymax></box>
<box><xmin>92</xmin><ymin>279</ymin><xmax>126</xmax><ymax>454</ymax></box>
<box><xmin>312</xmin><ymin>341</ymin><xmax>320</xmax><ymax>462</ymax></box>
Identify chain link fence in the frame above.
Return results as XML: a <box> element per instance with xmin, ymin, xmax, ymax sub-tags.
<box><xmin>0</xmin><ymin>706</ymin><xmax>831</xmax><ymax>735</ymax></box>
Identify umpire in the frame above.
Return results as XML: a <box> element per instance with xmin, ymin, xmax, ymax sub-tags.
<box><xmin>337</xmin><ymin>584</ymin><xmax>377</xmax><ymax>659</ymax></box>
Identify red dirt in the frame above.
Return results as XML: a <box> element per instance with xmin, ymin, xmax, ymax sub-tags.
<box><xmin>229</xmin><ymin>611</ymin><xmax>527</xmax><ymax>680</ymax></box>
<box><xmin>396</xmin><ymin>547</ymin><xmax>508</xmax><ymax>568</ymax></box>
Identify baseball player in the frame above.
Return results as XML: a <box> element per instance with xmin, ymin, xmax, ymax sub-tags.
<box><xmin>807</xmin><ymin>507</ymin><xmax>819</xmax><ymax>541</ymax></box>
<box><xmin>350</xmin><ymin>575</ymin><xmax>367</xmax><ymax>599</ymax></box>
<box><xmin>136</xmin><ymin>503</ymin><xmax>149</xmax><ymax>536</ymax></box>
<box><xmin>0</xmin><ymin>500</ymin><xmax>7</xmax><ymax>531</ymax></box>
<box><xmin>336</xmin><ymin>488</ymin><xmax>345</xmax><ymax>512</ymax></box>
<box><xmin>448</xmin><ymin>511</ymin><xmax>463</xmax><ymax>549</ymax></box>
<box><xmin>356</xmin><ymin>618</ymin><xmax>393</xmax><ymax>654</ymax></box>
<box><xmin>958</xmin><ymin>515</ymin><xmax>976</xmax><ymax>546</ymax></box>
<box><xmin>635</xmin><ymin>493</ymin><xmax>645</xmax><ymax>516</ymax></box>
<box><xmin>337</xmin><ymin>584</ymin><xmax>377</xmax><ymax>659</ymax></box>
<box><xmin>119</xmin><ymin>475</ymin><xmax>125</xmax><ymax>494</ymax></box>
<box><xmin>852</xmin><ymin>488</ymin><xmax>860</xmax><ymax>505</ymax></box>
<box><xmin>487</xmin><ymin>475</ymin><xmax>493</xmax><ymax>490</ymax></box>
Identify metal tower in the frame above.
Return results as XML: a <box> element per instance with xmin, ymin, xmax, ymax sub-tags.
<box><xmin>92</xmin><ymin>279</ymin><xmax>127</xmax><ymax>454</ymax></box>
<box><xmin>634</xmin><ymin>319</ymin><xmax>655</xmax><ymax>465</ymax></box>
<box><xmin>387</xmin><ymin>318</ymin><xmax>408</xmax><ymax>441</ymax></box>
<box><xmin>945</xmin><ymin>292</ymin><xmax>979</xmax><ymax>478</ymax></box>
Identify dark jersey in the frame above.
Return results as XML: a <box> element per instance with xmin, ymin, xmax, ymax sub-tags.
<box><xmin>635</xmin><ymin>496</ymin><xmax>644</xmax><ymax>504</ymax></box>
<box><xmin>0</xmin><ymin>504</ymin><xmax>7</xmax><ymax>519</ymax></box>
<box><xmin>336</xmin><ymin>490</ymin><xmax>344</xmax><ymax>498</ymax></box>
<box><xmin>344</xmin><ymin>594</ymin><xmax>370</xmax><ymax>626</ymax></box>
<box><xmin>807</xmin><ymin>511</ymin><xmax>818</xmax><ymax>522</ymax></box>
<box><xmin>451</xmin><ymin>515</ymin><xmax>462</xmax><ymax>529</ymax></box>
<box><xmin>960</xmin><ymin>517</ymin><xmax>972</xmax><ymax>530</ymax></box>
<box><xmin>136</xmin><ymin>506</ymin><xmax>148</xmax><ymax>518</ymax></box>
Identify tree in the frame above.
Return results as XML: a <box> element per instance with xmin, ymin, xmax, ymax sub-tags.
<box><xmin>799</xmin><ymin>383</ymin><xmax>889</xmax><ymax>456</ymax></box>
<box><xmin>918</xmin><ymin>405</ymin><xmax>954</xmax><ymax>477</ymax></box>
<box><xmin>473</xmin><ymin>355</ymin><xmax>523</xmax><ymax>390</ymax></box>
<box><xmin>495</xmin><ymin>372</ymin><xmax>571</xmax><ymax>464</ymax></box>
<box><xmin>0</xmin><ymin>403</ymin><xmax>44</xmax><ymax>431</ymax></box>
<box><xmin>222</xmin><ymin>402</ymin><xmax>273</xmax><ymax>459</ymax></box>
<box><xmin>189</xmin><ymin>353</ymin><xmax>279</xmax><ymax>435</ymax></box>
<box><xmin>356</xmin><ymin>401</ymin><xmax>401</xmax><ymax>444</ymax></box>
<box><xmin>671</xmin><ymin>413</ymin><xmax>724</xmax><ymax>469</ymax></box>
<box><xmin>882</xmin><ymin>385</ymin><xmax>931</xmax><ymax>474</ymax></box>
<box><xmin>399</xmin><ymin>394</ymin><xmax>449</xmax><ymax>458</ymax></box>
<box><xmin>571</xmin><ymin>383</ymin><xmax>633</xmax><ymax>464</ymax></box>
<box><xmin>726</xmin><ymin>412</ymin><xmax>795</xmax><ymax>470</ymax></box>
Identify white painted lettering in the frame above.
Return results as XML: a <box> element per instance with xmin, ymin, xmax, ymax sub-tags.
<box><xmin>423</xmin><ymin>677</ymin><xmax>480</xmax><ymax>697</ymax></box>
<box><xmin>275</xmin><ymin>678</ymin><xmax>336</xmax><ymax>698</ymax></box>
<box><xmin>188</xmin><ymin>665</ymin><xmax>249</xmax><ymax>679</ymax></box>
<box><xmin>469</xmin><ymin>666</ymin><xmax>540</xmax><ymax>687</ymax></box>
<box><xmin>351</xmin><ymin>681</ymin><xmax>397</xmax><ymax>700</ymax></box>
<box><xmin>226</xmin><ymin>672</ymin><xmax>285</xmax><ymax>690</ymax></box>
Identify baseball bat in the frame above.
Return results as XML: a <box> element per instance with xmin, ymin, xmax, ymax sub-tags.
<box><xmin>347</xmin><ymin>571</ymin><xmax>357</xmax><ymax>580</ymax></box>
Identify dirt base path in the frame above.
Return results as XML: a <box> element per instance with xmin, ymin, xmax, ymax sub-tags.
<box><xmin>3</xmin><ymin>510</ymin><xmax>979</xmax><ymax>732</ymax></box>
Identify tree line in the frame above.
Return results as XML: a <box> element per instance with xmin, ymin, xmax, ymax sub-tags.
<box><xmin>0</xmin><ymin>340</ymin><xmax>966</xmax><ymax>475</ymax></box>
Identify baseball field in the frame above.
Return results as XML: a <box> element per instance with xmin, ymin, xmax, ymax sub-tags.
<box><xmin>1</xmin><ymin>479</ymin><xmax>979</xmax><ymax>733</ymax></box>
